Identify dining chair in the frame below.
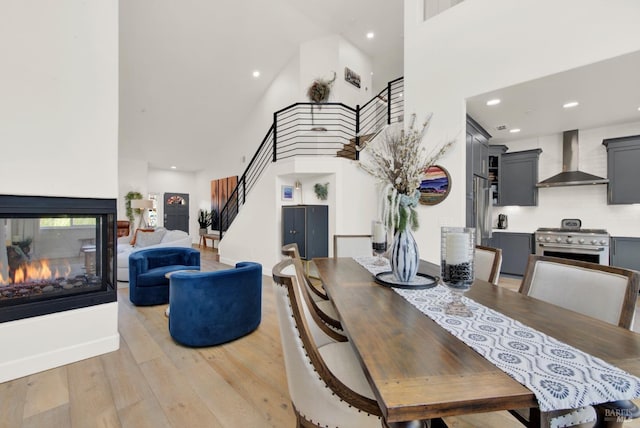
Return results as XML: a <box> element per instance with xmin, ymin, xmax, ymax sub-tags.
<box><xmin>474</xmin><ymin>245</ymin><xmax>502</xmax><ymax>285</ymax></box>
<box><xmin>333</xmin><ymin>234</ymin><xmax>372</xmax><ymax>258</ymax></box>
<box><xmin>282</xmin><ymin>243</ymin><xmax>328</xmax><ymax>301</ymax></box>
<box><xmin>272</xmin><ymin>257</ymin><xmax>385</xmax><ymax>427</ymax></box>
<box><xmin>512</xmin><ymin>255</ymin><xmax>640</xmax><ymax>428</ymax></box>
<box><xmin>281</xmin><ymin>243</ymin><xmax>344</xmax><ymax>335</ymax></box>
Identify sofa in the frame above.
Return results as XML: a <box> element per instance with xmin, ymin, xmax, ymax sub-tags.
<box><xmin>129</xmin><ymin>247</ymin><xmax>201</xmax><ymax>306</ymax></box>
<box><xmin>117</xmin><ymin>227</ymin><xmax>193</xmax><ymax>281</ymax></box>
<box><xmin>168</xmin><ymin>262</ymin><xmax>262</xmax><ymax>347</ymax></box>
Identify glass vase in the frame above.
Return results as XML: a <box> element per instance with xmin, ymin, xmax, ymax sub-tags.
<box><xmin>440</xmin><ymin>227</ymin><xmax>475</xmax><ymax>316</ymax></box>
<box><xmin>390</xmin><ymin>224</ymin><xmax>420</xmax><ymax>283</ymax></box>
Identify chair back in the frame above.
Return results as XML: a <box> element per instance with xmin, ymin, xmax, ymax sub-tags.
<box><xmin>281</xmin><ymin>244</ymin><xmax>346</xmax><ymax>344</ymax></box>
<box><xmin>474</xmin><ymin>245</ymin><xmax>502</xmax><ymax>285</ymax></box>
<box><xmin>519</xmin><ymin>255</ymin><xmax>639</xmax><ymax>328</ymax></box>
<box><xmin>333</xmin><ymin>235</ymin><xmax>372</xmax><ymax>258</ymax></box>
<box><xmin>272</xmin><ymin>258</ymin><xmax>381</xmax><ymax>426</ymax></box>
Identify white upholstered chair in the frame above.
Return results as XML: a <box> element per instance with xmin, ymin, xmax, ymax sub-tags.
<box><xmin>272</xmin><ymin>257</ymin><xmax>384</xmax><ymax>427</ymax></box>
<box><xmin>333</xmin><ymin>234</ymin><xmax>372</xmax><ymax>258</ymax></box>
<box><xmin>474</xmin><ymin>245</ymin><xmax>503</xmax><ymax>285</ymax></box>
<box><xmin>512</xmin><ymin>255</ymin><xmax>640</xmax><ymax>428</ymax></box>
<box><xmin>519</xmin><ymin>255</ymin><xmax>638</xmax><ymax>329</ymax></box>
<box><xmin>282</xmin><ymin>243</ymin><xmax>344</xmax><ymax>335</ymax></box>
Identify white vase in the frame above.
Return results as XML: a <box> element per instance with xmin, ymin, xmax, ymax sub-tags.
<box><xmin>390</xmin><ymin>225</ymin><xmax>420</xmax><ymax>283</ymax></box>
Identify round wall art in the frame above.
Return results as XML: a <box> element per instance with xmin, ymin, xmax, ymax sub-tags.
<box><xmin>419</xmin><ymin>165</ymin><xmax>451</xmax><ymax>206</ymax></box>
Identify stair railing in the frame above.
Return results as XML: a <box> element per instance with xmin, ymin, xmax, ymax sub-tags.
<box><xmin>218</xmin><ymin>77</ymin><xmax>404</xmax><ymax>238</ymax></box>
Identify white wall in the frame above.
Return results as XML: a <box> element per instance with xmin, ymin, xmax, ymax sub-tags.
<box><xmin>0</xmin><ymin>1</ymin><xmax>118</xmax><ymax>198</ymax></box>
<box><xmin>300</xmin><ymin>35</ymin><xmax>374</xmax><ymax>107</ymax></box>
<box><xmin>118</xmin><ymin>157</ymin><xmax>150</xmax><ymax>222</ymax></box>
<box><xmin>195</xmin><ymin>35</ymin><xmax>376</xmax><ymax>254</ymax></box>
<box><xmin>219</xmin><ymin>157</ymin><xmax>377</xmax><ymax>274</ymax></box>
<box><xmin>148</xmin><ymin>168</ymin><xmax>199</xmax><ymax>242</ymax></box>
<box><xmin>404</xmin><ymin>0</ymin><xmax>640</xmax><ymax>261</ymax></box>
<box><xmin>0</xmin><ymin>0</ymin><xmax>119</xmax><ymax>382</ymax></box>
<box><xmin>193</xmin><ymin>54</ymin><xmax>302</xmax><ymax>223</ymax></box>
<box><xmin>492</xmin><ymin>120</ymin><xmax>640</xmax><ymax>237</ymax></box>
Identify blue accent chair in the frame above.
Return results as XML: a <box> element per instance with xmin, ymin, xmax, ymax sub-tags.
<box><xmin>168</xmin><ymin>262</ymin><xmax>262</xmax><ymax>347</ymax></box>
<box><xmin>128</xmin><ymin>247</ymin><xmax>201</xmax><ymax>306</ymax></box>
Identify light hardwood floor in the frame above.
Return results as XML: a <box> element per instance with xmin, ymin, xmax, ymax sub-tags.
<box><xmin>1</xmin><ymin>249</ymin><xmax>638</xmax><ymax>428</ymax></box>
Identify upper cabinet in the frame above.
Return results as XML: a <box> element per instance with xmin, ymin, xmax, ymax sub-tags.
<box><xmin>488</xmin><ymin>145</ymin><xmax>508</xmax><ymax>206</ymax></box>
<box><xmin>603</xmin><ymin>135</ymin><xmax>640</xmax><ymax>205</ymax></box>
<box><xmin>466</xmin><ymin>116</ymin><xmax>490</xmax><ymax>179</ymax></box>
<box><xmin>499</xmin><ymin>149</ymin><xmax>542</xmax><ymax>206</ymax></box>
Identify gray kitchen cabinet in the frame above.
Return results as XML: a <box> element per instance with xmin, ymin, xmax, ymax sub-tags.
<box><xmin>488</xmin><ymin>145</ymin><xmax>508</xmax><ymax>206</ymax></box>
<box><xmin>467</xmin><ymin>116</ymin><xmax>490</xmax><ymax>179</ymax></box>
<box><xmin>602</xmin><ymin>135</ymin><xmax>640</xmax><ymax>204</ymax></box>
<box><xmin>499</xmin><ymin>149</ymin><xmax>542</xmax><ymax>206</ymax></box>
<box><xmin>282</xmin><ymin>205</ymin><xmax>328</xmax><ymax>260</ymax></box>
<box><xmin>491</xmin><ymin>232</ymin><xmax>534</xmax><ymax>276</ymax></box>
<box><xmin>466</xmin><ymin>116</ymin><xmax>491</xmax><ymax>227</ymax></box>
<box><xmin>610</xmin><ymin>237</ymin><xmax>640</xmax><ymax>272</ymax></box>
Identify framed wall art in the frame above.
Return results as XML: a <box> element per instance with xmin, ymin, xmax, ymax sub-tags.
<box><xmin>344</xmin><ymin>67</ymin><xmax>361</xmax><ymax>88</ymax></box>
<box><xmin>419</xmin><ymin>165</ymin><xmax>451</xmax><ymax>206</ymax></box>
<box><xmin>281</xmin><ymin>185</ymin><xmax>294</xmax><ymax>201</ymax></box>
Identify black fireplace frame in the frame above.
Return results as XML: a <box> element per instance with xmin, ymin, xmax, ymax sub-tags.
<box><xmin>0</xmin><ymin>195</ymin><xmax>117</xmax><ymax>323</ymax></box>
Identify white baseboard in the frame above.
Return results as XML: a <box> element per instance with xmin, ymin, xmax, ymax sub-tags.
<box><xmin>0</xmin><ymin>302</ymin><xmax>120</xmax><ymax>383</ymax></box>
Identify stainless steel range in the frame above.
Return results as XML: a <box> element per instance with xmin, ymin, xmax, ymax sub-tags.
<box><xmin>535</xmin><ymin>219</ymin><xmax>610</xmax><ymax>265</ymax></box>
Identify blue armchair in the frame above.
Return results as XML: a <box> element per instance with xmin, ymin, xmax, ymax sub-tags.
<box><xmin>128</xmin><ymin>247</ymin><xmax>201</xmax><ymax>306</ymax></box>
<box><xmin>168</xmin><ymin>262</ymin><xmax>262</xmax><ymax>347</ymax></box>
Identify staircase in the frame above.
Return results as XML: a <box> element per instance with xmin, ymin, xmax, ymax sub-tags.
<box><xmin>336</xmin><ymin>133</ymin><xmax>377</xmax><ymax>160</ymax></box>
<box><xmin>219</xmin><ymin>77</ymin><xmax>404</xmax><ymax>238</ymax></box>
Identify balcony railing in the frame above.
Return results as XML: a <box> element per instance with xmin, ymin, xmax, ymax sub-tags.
<box><xmin>219</xmin><ymin>77</ymin><xmax>404</xmax><ymax>237</ymax></box>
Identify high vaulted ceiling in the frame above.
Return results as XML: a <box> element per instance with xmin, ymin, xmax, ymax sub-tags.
<box><xmin>119</xmin><ymin>0</ymin><xmax>404</xmax><ymax>172</ymax></box>
<box><xmin>467</xmin><ymin>49</ymin><xmax>640</xmax><ymax>143</ymax></box>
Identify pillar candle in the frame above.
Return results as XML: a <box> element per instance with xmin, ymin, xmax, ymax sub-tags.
<box><xmin>445</xmin><ymin>232</ymin><xmax>471</xmax><ymax>265</ymax></box>
<box><xmin>372</xmin><ymin>222</ymin><xmax>386</xmax><ymax>243</ymax></box>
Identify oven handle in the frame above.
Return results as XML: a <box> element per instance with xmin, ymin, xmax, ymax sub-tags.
<box><xmin>537</xmin><ymin>243</ymin><xmax>606</xmax><ymax>252</ymax></box>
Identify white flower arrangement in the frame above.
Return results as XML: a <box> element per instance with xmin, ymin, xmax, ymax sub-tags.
<box><xmin>359</xmin><ymin>113</ymin><xmax>454</xmax><ymax>232</ymax></box>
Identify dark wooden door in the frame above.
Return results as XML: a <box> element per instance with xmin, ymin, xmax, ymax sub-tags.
<box><xmin>163</xmin><ymin>192</ymin><xmax>189</xmax><ymax>233</ymax></box>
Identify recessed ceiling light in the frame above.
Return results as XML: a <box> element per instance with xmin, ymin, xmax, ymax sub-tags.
<box><xmin>170</xmin><ymin>166</ymin><xmax>177</xmax><ymax>169</ymax></box>
<box><xmin>486</xmin><ymin>99</ymin><xmax>501</xmax><ymax>106</ymax></box>
<box><xmin>252</xmin><ymin>70</ymin><xmax>260</xmax><ymax>78</ymax></box>
<box><xmin>366</xmin><ymin>32</ymin><xmax>374</xmax><ymax>39</ymax></box>
<box><xmin>637</xmin><ymin>106</ymin><xmax>640</xmax><ymax>111</ymax></box>
<box><xmin>509</xmin><ymin>128</ymin><xmax>521</xmax><ymax>133</ymax></box>
<box><xmin>563</xmin><ymin>101</ymin><xmax>579</xmax><ymax>108</ymax></box>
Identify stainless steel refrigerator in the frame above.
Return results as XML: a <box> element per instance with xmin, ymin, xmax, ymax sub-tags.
<box><xmin>473</xmin><ymin>175</ymin><xmax>493</xmax><ymax>245</ymax></box>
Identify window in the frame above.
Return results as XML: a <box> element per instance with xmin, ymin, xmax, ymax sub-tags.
<box><xmin>39</xmin><ymin>217</ymin><xmax>97</xmax><ymax>228</ymax></box>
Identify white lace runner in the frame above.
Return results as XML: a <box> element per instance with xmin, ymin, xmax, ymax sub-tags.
<box><xmin>354</xmin><ymin>256</ymin><xmax>640</xmax><ymax>412</ymax></box>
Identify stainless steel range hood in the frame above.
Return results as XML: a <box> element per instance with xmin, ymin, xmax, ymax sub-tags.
<box><xmin>536</xmin><ymin>129</ymin><xmax>609</xmax><ymax>187</ymax></box>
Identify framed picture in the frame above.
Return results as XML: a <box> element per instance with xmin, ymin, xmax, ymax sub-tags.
<box><xmin>281</xmin><ymin>185</ymin><xmax>294</xmax><ymax>201</ymax></box>
<box><xmin>419</xmin><ymin>165</ymin><xmax>451</xmax><ymax>206</ymax></box>
<box><xmin>344</xmin><ymin>67</ymin><xmax>361</xmax><ymax>88</ymax></box>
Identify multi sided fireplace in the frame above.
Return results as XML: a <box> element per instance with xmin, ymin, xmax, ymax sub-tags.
<box><xmin>0</xmin><ymin>195</ymin><xmax>117</xmax><ymax>323</ymax></box>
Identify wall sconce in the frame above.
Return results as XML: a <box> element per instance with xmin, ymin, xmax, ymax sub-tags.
<box><xmin>294</xmin><ymin>180</ymin><xmax>303</xmax><ymax>204</ymax></box>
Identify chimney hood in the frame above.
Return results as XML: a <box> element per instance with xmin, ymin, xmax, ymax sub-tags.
<box><xmin>536</xmin><ymin>129</ymin><xmax>609</xmax><ymax>187</ymax></box>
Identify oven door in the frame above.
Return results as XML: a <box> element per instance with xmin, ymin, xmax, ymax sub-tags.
<box><xmin>535</xmin><ymin>242</ymin><xmax>609</xmax><ymax>265</ymax></box>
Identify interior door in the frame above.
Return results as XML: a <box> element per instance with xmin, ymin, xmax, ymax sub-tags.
<box><xmin>164</xmin><ymin>192</ymin><xmax>189</xmax><ymax>233</ymax></box>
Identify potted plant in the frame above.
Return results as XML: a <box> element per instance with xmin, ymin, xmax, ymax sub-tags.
<box><xmin>198</xmin><ymin>209</ymin><xmax>212</xmax><ymax>236</ymax></box>
<box><xmin>125</xmin><ymin>191</ymin><xmax>143</xmax><ymax>225</ymax></box>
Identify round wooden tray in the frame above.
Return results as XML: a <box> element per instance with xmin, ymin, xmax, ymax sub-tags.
<box><xmin>374</xmin><ymin>271</ymin><xmax>438</xmax><ymax>289</ymax></box>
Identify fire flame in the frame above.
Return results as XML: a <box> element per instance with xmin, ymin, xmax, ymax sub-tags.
<box><xmin>1</xmin><ymin>259</ymin><xmax>72</xmax><ymax>285</ymax></box>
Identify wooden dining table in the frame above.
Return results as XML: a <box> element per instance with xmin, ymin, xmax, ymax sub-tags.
<box><xmin>313</xmin><ymin>257</ymin><xmax>640</xmax><ymax>424</ymax></box>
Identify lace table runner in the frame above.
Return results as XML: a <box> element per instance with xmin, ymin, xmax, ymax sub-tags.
<box><xmin>354</xmin><ymin>256</ymin><xmax>640</xmax><ymax>412</ymax></box>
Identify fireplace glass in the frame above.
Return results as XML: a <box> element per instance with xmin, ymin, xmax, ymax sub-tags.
<box><xmin>0</xmin><ymin>195</ymin><xmax>117</xmax><ymax>323</ymax></box>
